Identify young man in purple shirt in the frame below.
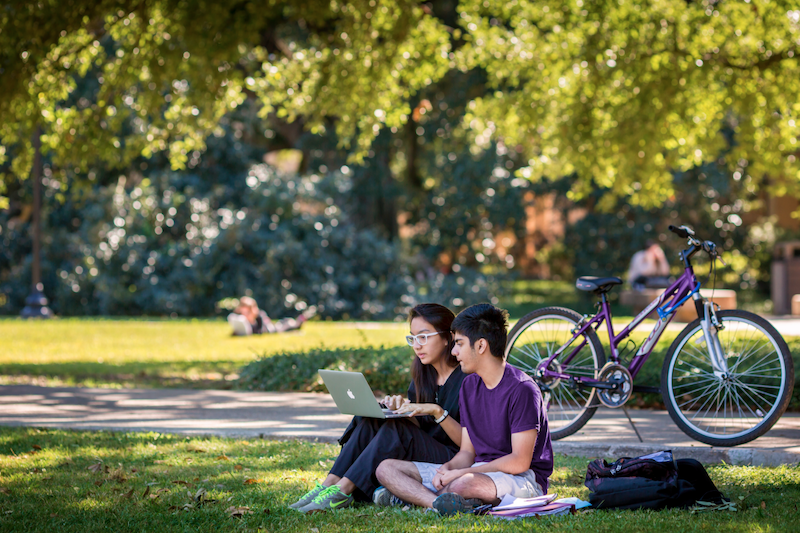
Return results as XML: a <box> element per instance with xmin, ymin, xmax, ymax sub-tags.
<box><xmin>375</xmin><ymin>303</ymin><xmax>553</xmax><ymax>515</ymax></box>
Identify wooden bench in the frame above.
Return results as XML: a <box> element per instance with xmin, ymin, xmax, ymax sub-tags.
<box><xmin>620</xmin><ymin>288</ymin><xmax>737</xmax><ymax>323</ymax></box>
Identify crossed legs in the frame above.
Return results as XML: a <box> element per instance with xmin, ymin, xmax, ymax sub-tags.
<box><xmin>375</xmin><ymin>459</ymin><xmax>498</xmax><ymax>509</ymax></box>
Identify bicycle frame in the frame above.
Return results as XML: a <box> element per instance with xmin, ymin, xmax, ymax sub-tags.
<box><xmin>538</xmin><ymin>265</ymin><xmax>701</xmax><ymax>386</ymax></box>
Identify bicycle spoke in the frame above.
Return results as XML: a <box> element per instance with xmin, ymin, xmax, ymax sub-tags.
<box><xmin>728</xmin><ymin>382</ymin><xmax>764</xmax><ymax>421</ymax></box>
<box><xmin>671</xmin><ymin>375</ymin><xmax>718</xmax><ymax>390</ymax></box>
<box><xmin>677</xmin><ymin>380</ymin><xmax>721</xmax><ymax>410</ymax></box>
<box><xmin>506</xmin><ymin>311</ymin><xmax>605</xmax><ymax>438</ymax></box>
<box><xmin>728</xmin><ymin>341</ymin><xmax>772</xmax><ymax>375</ymax></box>
<box><xmin>733</xmin><ymin>351</ymin><xmax>781</xmax><ymax>376</ymax></box>
<box><xmin>731</xmin><ymin>379</ymin><xmax>779</xmax><ymax>408</ymax></box>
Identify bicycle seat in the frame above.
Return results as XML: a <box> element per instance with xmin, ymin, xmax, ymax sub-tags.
<box><xmin>576</xmin><ymin>276</ymin><xmax>623</xmax><ymax>293</ymax></box>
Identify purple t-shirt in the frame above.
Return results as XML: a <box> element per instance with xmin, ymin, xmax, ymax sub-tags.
<box><xmin>459</xmin><ymin>363</ymin><xmax>553</xmax><ymax>492</ymax></box>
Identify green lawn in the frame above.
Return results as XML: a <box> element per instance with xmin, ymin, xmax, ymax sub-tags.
<box><xmin>4</xmin><ymin>315</ymin><xmax>798</xmax><ymax>410</ymax></box>
<box><xmin>0</xmin><ymin>315</ymin><xmax>654</xmax><ymax>390</ymax></box>
<box><xmin>0</xmin><ymin>427</ymin><xmax>797</xmax><ymax>533</ymax></box>
<box><xmin>0</xmin><ymin>318</ymin><xmax>407</xmax><ymax>389</ymax></box>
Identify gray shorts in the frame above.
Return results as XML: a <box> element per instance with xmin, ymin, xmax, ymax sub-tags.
<box><xmin>412</xmin><ymin>461</ymin><xmax>544</xmax><ymax>500</ymax></box>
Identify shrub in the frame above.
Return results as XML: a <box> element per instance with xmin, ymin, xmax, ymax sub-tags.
<box><xmin>237</xmin><ymin>346</ymin><xmax>413</xmax><ymax>394</ymax></box>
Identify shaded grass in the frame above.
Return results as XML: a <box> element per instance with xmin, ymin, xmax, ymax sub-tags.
<box><xmin>0</xmin><ymin>427</ymin><xmax>798</xmax><ymax>533</ymax></box>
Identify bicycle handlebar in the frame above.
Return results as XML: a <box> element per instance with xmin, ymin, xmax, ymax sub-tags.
<box><xmin>668</xmin><ymin>224</ymin><xmax>726</xmax><ymax>265</ymax></box>
<box><xmin>668</xmin><ymin>225</ymin><xmax>693</xmax><ymax>239</ymax></box>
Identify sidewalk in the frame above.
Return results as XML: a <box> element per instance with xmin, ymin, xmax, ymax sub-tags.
<box><xmin>1</xmin><ymin>385</ymin><xmax>798</xmax><ymax>466</ymax></box>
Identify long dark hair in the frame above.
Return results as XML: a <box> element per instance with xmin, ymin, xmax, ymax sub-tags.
<box><xmin>409</xmin><ymin>303</ymin><xmax>458</xmax><ymax>404</ymax></box>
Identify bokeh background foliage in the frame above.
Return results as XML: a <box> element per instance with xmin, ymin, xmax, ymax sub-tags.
<box><xmin>4</xmin><ymin>1</ymin><xmax>800</xmax><ymax>316</ymax></box>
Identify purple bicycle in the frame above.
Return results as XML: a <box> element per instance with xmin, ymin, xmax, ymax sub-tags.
<box><xmin>505</xmin><ymin>225</ymin><xmax>795</xmax><ymax>446</ymax></box>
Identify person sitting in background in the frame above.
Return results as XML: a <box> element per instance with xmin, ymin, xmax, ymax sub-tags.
<box><xmin>227</xmin><ymin>296</ymin><xmax>314</xmax><ymax>336</ymax></box>
<box><xmin>627</xmin><ymin>241</ymin><xmax>671</xmax><ymax>290</ymax></box>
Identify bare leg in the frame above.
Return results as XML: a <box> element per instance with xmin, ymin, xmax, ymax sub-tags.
<box><xmin>334</xmin><ymin>477</ymin><xmax>356</xmax><ymax>495</ymax></box>
<box><xmin>376</xmin><ymin>459</ymin><xmax>437</xmax><ymax>508</ymax></box>
<box><xmin>320</xmin><ymin>473</ymin><xmax>358</xmax><ymax>496</ymax></box>
<box><xmin>443</xmin><ymin>472</ymin><xmax>498</xmax><ymax>504</ymax></box>
<box><xmin>322</xmin><ymin>473</ymin><xmax>341</xmax><ymax>486</ymax></box>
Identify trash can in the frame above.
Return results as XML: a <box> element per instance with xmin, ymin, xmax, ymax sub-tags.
<box><xmin>771</xmin><ymin>241</ymin><xmax>800</xmax><ymax>315</ymax></box>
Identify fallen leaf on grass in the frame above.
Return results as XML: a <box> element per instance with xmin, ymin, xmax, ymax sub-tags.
<box><xmin>87</xmin><ymin>462</ymin><xmax>104</xmax><ymax>473</ymax></box>
<box><xmin>172</xmin><ymin>480</ymin><xmax>191</xmax><ymax>486</ymax></box>
<box><xmin>130</xmin><ymin>468</ymin><xmax>138</xmax><ymax>473</ymax></box>
<box><xmin>142</xmin><ymin>486</ymin><xmax>150</xmax><ymax>498</ymax></box>
<box><xmin>0</xmin><ymin>488</ymin><xmax>10</xmax><ymax>495</ymax></box>
<box><xmin>188</xmin><ymin>448</ymin><xmax>207</xmax><ymax>453</ymax></box>
<box><xmin>244</xmin><ymin>479</ymin><xmax>260</xmax><ymax>485</ymax></box>
<box><xmin>234</xmin><ymin>465</ymin><xmax>243</xmax><ymax>471</ymax></box>
<box><xmin>94</xmin><ymin>480</ymin><xmax>105</xmax><ymax>487</ymax></box>
<box><xmin>32</xmin><ymin>445</ymin><xmax>42</xmax><ymax>450</ymax></box>
<box><xmin>761</xmin><ymin>501</ymin><xmax>766</xmax><ymax>509</ymax></box>
<box><xmin>168</xmin><ymin>503</ymin><xmax>195</xmax><ymax>512</ymax></box>
<box><xmin>120</xmin><ymin>489</ymin><xmax>134</xmax><ymax>499</ymax></box>
<box><xmin>227</xmin><ymin>506</ymin><xmax>253</xmax><ymax>518</ymax></box>
<box><xmin>49</xmin><ymin>513</ymin><xmax>58</xmax><ymax>518</ymax></box>
<box><xmin>148</xmin><ymin>488</ymin><xmax>170</xmax><ymax>500</ymax></box>
<box><xmin>216</xmin><ymin>455</ymin><xmax>229</xmax><ymax>461</ymax></box>
<box><xmin>310</xmin><ymin>528</ymin><xmax>319</xmax><ymax>533</ymax></box>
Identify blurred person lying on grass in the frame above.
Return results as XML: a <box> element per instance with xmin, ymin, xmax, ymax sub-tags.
<box><xmin>227</xmin><ymin>296</ymin><xmax>315</xmax><ymax>336</ymax></box>
<box><xmin>290</xmin><ymin>303</ymin><xmax>466</xmax><ymax>514</ymax></box>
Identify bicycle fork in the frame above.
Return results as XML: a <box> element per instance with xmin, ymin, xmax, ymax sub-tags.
<box><xmin>694</xmin><ymin>292</ymin><xmax>728</xmax><ymax>376</ymax></box>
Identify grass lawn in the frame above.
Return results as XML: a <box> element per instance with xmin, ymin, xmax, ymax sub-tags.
<box><xmin>0</xmin><ymin>315</ymin><xmax>668</xmax><ymax>391</ymax></box>
<box><xmin>1</xmin><ymin>427</ymin><xmax>797</xmax><ymax>533</ymax></box>
<box><xmin>0</xmin><ymin>318</ymin><xmax>407</xmax><ymax>389</ymax></box>
<box><xmin>5</xmin><ymin>314</ymin><xmax>799</xmax><ymax>409</ymax></box>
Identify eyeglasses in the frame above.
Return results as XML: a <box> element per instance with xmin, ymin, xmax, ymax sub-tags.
<box><xmin>406</xmin><ymin>332</ymin><xmax>441</xmax><ymax>346</ymax></box>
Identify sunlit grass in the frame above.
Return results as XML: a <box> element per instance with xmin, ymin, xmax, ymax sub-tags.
<box><xmin>0</xmin><ymin>427</ymin><xmax>797</xmax><ymax>533</ymax></box>
<box><xmin>0</xmin><ymin>318</ymin><xmax>406</xmax><ymax>388</ymax></box>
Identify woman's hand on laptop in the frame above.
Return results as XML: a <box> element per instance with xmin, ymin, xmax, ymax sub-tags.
<box><xmin>381</xmin><ymin>395</ymin><xmax>406</xmax><ymax>410</ymax></box>
<box><xmin>394</xmin><ymin>402</ymin><xmax>444</xmax><ymax>419</ymax></box>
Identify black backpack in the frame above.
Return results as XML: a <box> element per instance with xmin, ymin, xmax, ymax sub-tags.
<box><xmin>584</xmin><ymin>450</ymin><xmax>725</xmax><ymax>510</ymax></box>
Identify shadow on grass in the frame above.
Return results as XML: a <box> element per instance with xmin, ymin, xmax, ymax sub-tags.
<box><xmin>0</xmin><ymin>360</ymin><xmax>244</xmax><ymax>389</ymax></box>
<box><xmin>1</xmin><ymin>428</ymin><xmax>799</xmax><ymax>533</ymax></box>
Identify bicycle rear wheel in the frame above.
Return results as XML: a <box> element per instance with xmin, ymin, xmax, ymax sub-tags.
<box><xmin>506</xmin><ymin>307</ymin><xmax>606</xmax><ymax>440</ymax></box>
<box><xmin>662</xmin><ymin>310</ymin><xmax>794</xmax><ymax>446</ymax></box>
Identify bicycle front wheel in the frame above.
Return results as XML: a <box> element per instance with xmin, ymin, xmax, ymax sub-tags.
<box><xmin>506</xmin><ymin>307</ymin><xmax>606</xmax><ymax>440</ymax></box>
<box><xmin>662</xmin><ymin>310</ymin><xmax>795</xmax><ymax>446</ymax></box>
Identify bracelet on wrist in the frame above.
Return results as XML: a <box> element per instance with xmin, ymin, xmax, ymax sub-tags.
<box><xmin>434</xmin><ymin>410</ymin><xmax>449</xmax><ymax>424</ymax></box>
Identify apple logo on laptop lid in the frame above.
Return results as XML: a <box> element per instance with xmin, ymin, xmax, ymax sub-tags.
<box><xmin>347</xmin><ymin>389</ymin><xmax>355</xmax><ymax>400</ymax></box>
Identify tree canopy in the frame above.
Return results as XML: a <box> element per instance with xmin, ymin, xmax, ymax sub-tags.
<box><xmin>2</xmin><ymin>0</ymin><xmax>800</xmax><ymax>208</ymax></box>
<box><xmin>460</xmin><ymin>0</ymin><xmax>800</xmax><ymax>208</ymax></box>
<box><xmin>0</xmin><ymin>0</ymin><xmax>450</xmax><ymax>205</ymax></box>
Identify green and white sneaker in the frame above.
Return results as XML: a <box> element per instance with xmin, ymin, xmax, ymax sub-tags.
<box><xmin>289</xmin><ymin>482</ymin><xmax>326</xmax><ymax>509</ymax></box>
<box><xmin>298</xmin><ymin>485</ymin><xmax>353</xmax><ymax>513</ymax></box>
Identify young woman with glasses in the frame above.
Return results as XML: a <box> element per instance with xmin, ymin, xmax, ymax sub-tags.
<box><xmin>290</xmin><ymin>303</ymin><xmax>466</xmax><ymax>513</ymax></box>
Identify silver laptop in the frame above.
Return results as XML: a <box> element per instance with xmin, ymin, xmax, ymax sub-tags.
<box><xmin>318</xmin><ymin>370</ymin><xmax>414</xmax><ymax>419</ymax></box>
